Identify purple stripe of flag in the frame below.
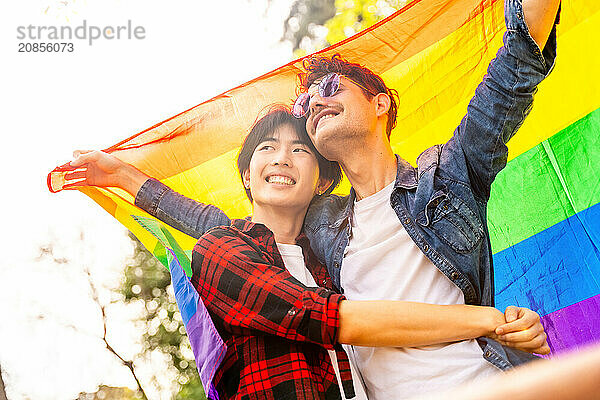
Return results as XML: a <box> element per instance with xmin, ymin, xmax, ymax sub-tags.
<box><xmin>541</xmin><ymin>294</ymin><xmax>600</xmax><ymax>355</ymax></box>
<box><xmin>186</xmin><ymin>299</ymin><xmax>227</xmax><ymax>400</ymax></box>
<box><xmin>168</xmin><ymin>249</ymin><xmax>227</xmax><ymax>399</ymax></box>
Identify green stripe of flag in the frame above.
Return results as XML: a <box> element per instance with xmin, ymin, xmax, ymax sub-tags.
<box><xmin>489</xmin><ymin>107</ymin><xmax>600</xmax><ymax>254</ymax></box>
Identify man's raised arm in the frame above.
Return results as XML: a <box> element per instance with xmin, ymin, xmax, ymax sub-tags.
<box><xmin>445</xmin><ymin>0</ymin><xmax>560</xmax><ymax>200</ymax></box>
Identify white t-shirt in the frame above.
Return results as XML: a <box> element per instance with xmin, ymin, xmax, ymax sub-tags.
<box><xmin>277</xmin><ymin>243</ymin><xmax>368</xmax><ymax>400</ymax></box>
<box><xmin>340</xmin><ymin>182</ymin><xmax>499</xmax><ymax>399</ymax></box>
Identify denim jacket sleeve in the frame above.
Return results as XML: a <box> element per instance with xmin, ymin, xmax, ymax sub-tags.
<box><xmin>447</xmin><ymin>0</ymin><xmax>559</xmax><ymax>200</ymax></box>
<box><xmin>134</xmin><ymin>178</ymin><xmax>231</xmax><ymax>238</ymax></box>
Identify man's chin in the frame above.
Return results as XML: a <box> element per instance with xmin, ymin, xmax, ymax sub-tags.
<box><xmin>313</xmin><ymin>132</ymin><xmax>340</xmax><ymax>161</ymax></box>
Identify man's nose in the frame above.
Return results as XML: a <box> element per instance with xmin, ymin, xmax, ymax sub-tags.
<box><xmin>309</xmin><ymin>90</ymin><xmax>326</xmax><ymax>116</ymax></box>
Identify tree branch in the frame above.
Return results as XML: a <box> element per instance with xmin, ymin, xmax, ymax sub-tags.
<box><xmin>0</xmin><ymin>363</ymin><xmax>8</xmax><ymax>400</ymax></box>
<box><xmin>84</xmin><ymin>266</ymin><xmax>148</xmax><ymax>400</ymax></box>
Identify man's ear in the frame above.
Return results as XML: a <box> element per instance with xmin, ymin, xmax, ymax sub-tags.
<box><xmin>374</xmin><ymin>92</ymin><xmax>391</xmax><ymax>117</ymax></box>
<box><xmin>242</xmin><ymin>170</ymin><xmax>251</xmax><ymax>189</ymax></box>
<box><xmin>316</xmin><ymin>177</ymin><xmax>333</xmax><ymax>195</ymax></box>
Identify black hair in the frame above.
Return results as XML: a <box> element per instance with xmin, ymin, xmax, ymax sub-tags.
<box><xmin>237</xmin><ymin>105</ymin><xmax>342</xmax><ymax>202</ymax></box>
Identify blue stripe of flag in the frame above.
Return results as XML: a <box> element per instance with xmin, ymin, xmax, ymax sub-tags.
<box><xmin>494</xmin><ymin>201</ymin><xmax>600</xmax><ymax>315</ymax></box>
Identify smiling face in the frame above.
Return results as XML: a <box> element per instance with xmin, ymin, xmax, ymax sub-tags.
<box><xmin>305</xmin><ymin>76</ymin><xmax>379</xmax><ymax>160</ymax></box>
<box><xmin>242</xmin><ymin>124</ymin><xmax>328</xmax><ymax>213</ymax></box>
<box><xmin>298</xmin><ymin>55</ymin><xmax>399</xmax><ymax>162</ymax></box>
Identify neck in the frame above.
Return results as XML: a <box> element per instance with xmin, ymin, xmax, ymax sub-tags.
<box><xmin>251</xmin><ymin>204</ymin><xmax>307</xmax><ymax>244</ymax></box>
<box><xmin>339</xmin><ymin>132</ymin><xmax>397</xmax><ymax>201</ymax></box>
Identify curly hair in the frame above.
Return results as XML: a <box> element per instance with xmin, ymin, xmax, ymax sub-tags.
<box><xmin>298</xmin><ymin>53</ymin><xmax>399</xmax><ymax>139</ymax></box>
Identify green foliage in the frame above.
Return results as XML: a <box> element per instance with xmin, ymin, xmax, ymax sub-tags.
<box><xmin>121</xmin><ymin>232</ymin><xmax>206</xmax><ymax>399</ymax></box>
<box><xmin>283</xmin><ymin>0</ymin><xmax>336</xmax><ymax>56</ymax></box>
<box><xmin>325</xmin><ymin>0</ymin><xmax>406</xmax><ymax>45</ymax></box>
<box><xmin>76</xmin><ymin>385</ymin><xmax>141</xmax><ymax>400</ymax></box>
<box><xmin>283</xmin><ymin>0</ymin><xmax>406</xmax><ymax>55</ymax></box>
<box><xmin>174</xmin><ymin>376</ymin><xmax>206</xmax><ymax>400</ymax></box>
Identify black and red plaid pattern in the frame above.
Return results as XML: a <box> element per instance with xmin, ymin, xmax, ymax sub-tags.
<box><xmin>191</xmin><ymin>219</ymin><xmax>356</xmax><ymax>400</ymax></box>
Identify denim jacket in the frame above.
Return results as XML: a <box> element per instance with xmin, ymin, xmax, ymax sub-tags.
<box><xmin>136</xmin><ymin>0</ymin><xmax>558</xmax><ymax>371</ymax></box>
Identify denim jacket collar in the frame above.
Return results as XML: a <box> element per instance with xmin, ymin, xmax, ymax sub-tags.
<box><xmin>394</xmin><ymin>155</ymin><xmax>419</xmax><ymax>190</ymax></box>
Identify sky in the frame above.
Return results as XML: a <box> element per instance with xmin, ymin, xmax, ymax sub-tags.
<box><xmin>1</xmin><ymin>0</ymin><xmax>297</xmax><ymax>398</ymax></box>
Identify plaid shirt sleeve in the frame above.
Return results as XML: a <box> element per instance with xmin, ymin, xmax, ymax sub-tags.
<box><xmin>190</xmin><ymin>226</ymin><xmax>345</xmax><ymax>349</ymax></box>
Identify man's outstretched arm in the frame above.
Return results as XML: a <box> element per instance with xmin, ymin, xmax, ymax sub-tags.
<box><xmin>67</xmin><ymin>150</ymin><xmax>231</xmax><ymax>238</ymax></box>
<box><xmin>338</xmin><ymin>301</ymin><xmax>549</xmax><ymax>354</ymax></box>
<box><xmin>523</xmin><ymin>0</ymin><xmax>561</xmax><ymax>49</ymax></box>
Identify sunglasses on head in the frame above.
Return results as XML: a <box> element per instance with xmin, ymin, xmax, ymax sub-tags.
<box><xmin>292</xmin><ymin>72</ymin><xmax>377</xmax><ymax>118</ymax></box>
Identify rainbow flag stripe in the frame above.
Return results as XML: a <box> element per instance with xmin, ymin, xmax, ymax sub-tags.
<box><xmin>49</xmin><ymin>0</ymin><xmax>599</xmax><ymax>380</ymax></box>
<box><xmin>133</xmin><ymin>215</ymin><xmax>225</xmax><ymax>398</ymax></box>
<box><xmin>491</xmin><ymin>107</ymin><xmax>600</xmax><ymax>352</ymax></box>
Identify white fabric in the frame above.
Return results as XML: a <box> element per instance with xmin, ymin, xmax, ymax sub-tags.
<box><xmin>277</xmin><ymin>243</ymin><xmax>368</xmax><ymax>400</ymax></box>
<box><xmin>340</xmin><ymin>182</ymin><xmax>499</xmax><ymax>400</ymax></box>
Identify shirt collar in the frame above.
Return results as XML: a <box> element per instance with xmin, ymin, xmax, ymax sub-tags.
<box><xmin>231</xmin><ymin>219</ymin><xmax>310</xmax><ymax>247</ymax></box>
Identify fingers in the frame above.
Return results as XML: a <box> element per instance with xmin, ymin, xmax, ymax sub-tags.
<box><xmin>496</xmin><ymin>307</ymin><xmax>539</xmax><ymax>335</ymax></box>
<box><xmin>499</xmin><ymin>329</ymin><xmax>547</xmax><ymax>347</ymax></box>
<box><xmin>505</xmin><ymin>305</ymin><xmax>519</xmax><ymax>323</ymax></box>
<box><xmin>499</xmin><ymin>338</ymin><xmax>550</xmax><ymax>355</ymax></box>
<box><xmin>534</xmin><ymin>343</ymin><xmax>551</xmax><ymax>355</ymax></box>
<box><xmin>496</xmin><ymin>334</ymin><xmax>550</xmax><ymax>354</ymax></box>
<box><xmin>70</xmin><ymin>149</ymin><xmax>95</xmax><ymax>167</ymax></box>
<box><xmin>60</xmin><ymin>167</ymin><xmax>88</xmax><ymax>189</ymax></box>
<box><xmin>72</xmin><ymin>149</ymin><xmax>93</xmax><ymax>158</ymax></box>
<box><xmin>64</xmin><ymin>169</ymin><xmax>87</xmax><ymax>181</ymax></box>
<box><xmin>494</xmin><ymin>307</ymin><xmax>550</xmax><ymax>355</ymax></box>
<box><xmin>498</xmin><ymin>328</ymin><xmax>545</xmax><ymax>344</ymax></box>
<box><xmin>62</xmin><ymin>180</ymin><xmax>87</xmax><ymax>190</ymax></box>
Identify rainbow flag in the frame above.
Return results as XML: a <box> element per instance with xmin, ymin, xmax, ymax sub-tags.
<box><xmin>50</xmin><ymin>0</ymin><xmax>599</xmax><ymax>367</ymax></box>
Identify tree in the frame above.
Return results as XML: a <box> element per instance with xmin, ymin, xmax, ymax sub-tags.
<box><xmin>85</xmin><ymin>263</ymin><xmax>148</xmax><ymax>399</ymax></box>
<box><xmin>282</xmin><ymin>0</ymin><xmax>336</xmax><ymax>55</ymax></box>
<box><xmin>0</xmin><ymin>363</ymin><xmax>7</xmax><ymax>400</ymax></box>
<box><xmin>76</xmin><ymin>385</ymin><xmax>139</xmax><ymax>400</ymax></box>
<box><xmin>36</xmin><ymin>235</ymin><xmax>148</xmax><ymax>399</ymax></box>
<box><xmin>283</xmin><ymin>0</ymin><xmax>407</xmax><ymax>56</ymax></box>
<box><xmin>120</xmin><ymin>233</ymin><xmax>206</xmax><ymax>399</ymax></box>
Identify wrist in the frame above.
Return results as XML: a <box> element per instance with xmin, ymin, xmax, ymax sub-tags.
<box><xmin>483</xmin><ymin>307</ymin><xmax>505</xmax><ymax>338</ymax></box>
<box><xmin>119</xmin><ymin>163</ymin><xmax>148</xmax><ymax>197</ymax></box>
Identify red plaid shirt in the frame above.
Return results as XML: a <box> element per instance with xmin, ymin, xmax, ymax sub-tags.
<box><xmin>190</xmin><ymin>219</ymin><xmax>356</xmax><ymax>400</ymax></box>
